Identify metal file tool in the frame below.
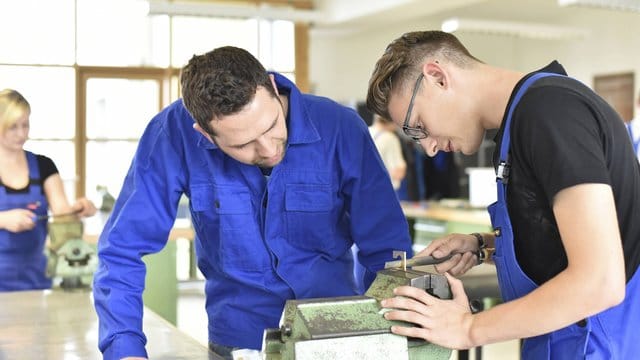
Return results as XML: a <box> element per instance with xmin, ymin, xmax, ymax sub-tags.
<box><xmin>35</xmin><ymin>209</ymin><xmax>81</xmax><ymax>222</ymax></box>
<box><xmin>384</xmin><ymin>250</ymin><xmax>454</xmax><ymax>270</ymax></box>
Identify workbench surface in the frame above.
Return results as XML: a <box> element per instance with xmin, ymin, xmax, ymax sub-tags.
<box><xmin>401</xmin><ymin>201</ymin><xmax>491</xmax><ymax>226</ymax></box>
<box><xmin>0</xmin><ymin>289</ymin><xmax>218</xmax><ymax>360</ymax></box>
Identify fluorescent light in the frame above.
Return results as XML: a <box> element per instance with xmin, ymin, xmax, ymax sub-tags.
<box><xmin>558</xmin><ymin>0</ymin><xmax>640</xmax><ymax>12</ymax></box>
<box><xmin>441</xmin><ymin>17</ymin><xmax>590</xmax><ymax>40</ymax></box>
<box><xmin>441</xmin><ymin>18</ymin><xmax>460</xmax><ymax>33</ymax></box>
<box><xmin>147</xmin><ymin>0</ymin><xmax>322</xmax><ymax>22</ymax></box>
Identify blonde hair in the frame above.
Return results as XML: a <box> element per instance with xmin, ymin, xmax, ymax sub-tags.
<box><xmin>0</xmin><ymin>89</ymin><xmax>30</xmax><ymax>133</ymax></box>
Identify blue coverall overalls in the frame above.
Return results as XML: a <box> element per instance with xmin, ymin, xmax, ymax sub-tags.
<box><xmin>490</xmin><ymin>72</ymin><xmax>640</xmax><ymax>359</ymax></box>
<box><xmin>0</xmin><ymin>151</ymin><xmax>50</xmax><ymax>291</ymax></box>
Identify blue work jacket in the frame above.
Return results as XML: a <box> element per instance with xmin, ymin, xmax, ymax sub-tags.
<box><xmin>93</xmin><ymin>73</ymin><xmax>412</xmax><ymax>359</ymax></box>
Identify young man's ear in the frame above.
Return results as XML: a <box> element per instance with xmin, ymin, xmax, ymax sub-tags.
<box><xmin>193</xmin><ymin>123</ymin><xmax>214</xmax><ymax>143</ymax></box>
<box><xmin>424</xmin><ymin>61</ymin><xmax>447</xmax><ymax>88</ymax></box>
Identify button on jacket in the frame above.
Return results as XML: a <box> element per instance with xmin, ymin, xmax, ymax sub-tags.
<box><xmin>93</xmin><ymin>73</ymin><xmax>413</xmax><ymax>359</ymax></box>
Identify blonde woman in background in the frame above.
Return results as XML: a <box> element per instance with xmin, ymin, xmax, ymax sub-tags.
<box><xmin>0</xmin><ymin>89</ymin><xmax>96</xmax><ymax>291</ymax></box>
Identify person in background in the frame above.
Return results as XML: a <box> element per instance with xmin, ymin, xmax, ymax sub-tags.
<box><xmin>421</xmin><ymin>151</ymin><xmax>460</xmax><ymax>200</ymax></box>
<box><xmin>369</xmin><ymin>114</ymin><xmax>407</xmax><ymax>192</ymax></box>
<box><xmin>626</xmin><ymin>90</ymin><xmax>640</xmax><ymax>161</ymax></box>
<box><xmin>367</xmin><ymin>30</ymin><xmax>640</xmax><ymax>359</ymax></box>
<box><xmin>0</xmin><ymin>89</ymin><xmax>96</xmax><ymax>292</ymax></box>
<box><xmin>92</xmin><ymin>46</ymin><xmax>412</xmax><ymax>360</ymax></box>
<box><xmin>395</xmin><ymin>129</ymin><xmax>420</xmax><ymax>201</ymax></box>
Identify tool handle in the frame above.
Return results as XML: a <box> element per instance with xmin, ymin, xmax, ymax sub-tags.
<box><xmin>406</xmin><ymin>253</ymin><xmax>454</xmax><ymax>267</ymax></box>
<box><xmin>384</xmin><ymin>253</ymin><xmax>456</xmax><ymax>269</ymax></box>
<box><xmin>34</xmin><ymin>209</ymin><xmax>82</xmax><ymax>221</ymax></box>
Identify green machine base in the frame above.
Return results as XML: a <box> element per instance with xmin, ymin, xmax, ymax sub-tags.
<box><xmin>262</xmin><ymin>268</ymin><xmax>452</xmax><ymax>360</ymax></box>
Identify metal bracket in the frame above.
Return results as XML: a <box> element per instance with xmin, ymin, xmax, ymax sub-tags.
<box><xmin>391</xmin><ymin>250</ymin><xmax>407</xmax><ymax>271</ymax></box>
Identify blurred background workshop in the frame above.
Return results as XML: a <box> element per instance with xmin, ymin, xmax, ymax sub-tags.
<box><xmin>1</xmin><ymin>0</ymin><xmax>639</xmax><ymax>359</ymax></box>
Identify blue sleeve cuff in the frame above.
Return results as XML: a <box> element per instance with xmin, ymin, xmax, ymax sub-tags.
<box><xmin>102</xmin><ymin>335</ymin><xmax>148</xmax><ymax>360</ymax></box>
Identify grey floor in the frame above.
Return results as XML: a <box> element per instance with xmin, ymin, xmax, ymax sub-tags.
<box><xmin>175</xmin><ymin>280</ymin><xmax>521</xmax><ymax>360</ymax></box>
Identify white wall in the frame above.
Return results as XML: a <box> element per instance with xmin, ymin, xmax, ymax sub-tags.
<box><xmin>309</xmin><ymin>5</ymin><xmax>640</xmax><ymax>117</ymax></box>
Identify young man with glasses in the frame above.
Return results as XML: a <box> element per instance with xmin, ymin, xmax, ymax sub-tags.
<box><xmin>93</xmin><ymin>46</ymin><xmax>413</xmax><ymax>360</ymax></box>
<box><xmin>367</xmin><ymin>30</ymin><xmax>640</xmax><ymax>359</ymax></box>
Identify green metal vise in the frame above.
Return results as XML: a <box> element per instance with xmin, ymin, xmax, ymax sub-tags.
<box><xmin>262</xmin><ymin>268</ymin><xmax>452</xmax><ymax>360</ymax></box>
<box><xmin>46</xmin><ymin>219</ymin><xmax>97</xmax><ymax>290</ymax></box>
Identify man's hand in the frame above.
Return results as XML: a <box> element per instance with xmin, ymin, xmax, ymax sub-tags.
<box><xmin>417</xmin><ymin>233</ymin><xmax>480</xmax><ymax>275</ymax></box>
<box><xmin>380</xmin><ymin>272</ymin><xmax>475</xmax><ymax>349</ymax></box>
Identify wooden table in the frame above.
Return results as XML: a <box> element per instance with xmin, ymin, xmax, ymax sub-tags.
<box><xmin>0</xmin><ymin>289</ymin><xmax>219</xmax><ymax>360</ymax></box>
<box><xmin>400</xmin><ymin>201</ymin><xmax>491</xmax><ymax>226</ymax></box>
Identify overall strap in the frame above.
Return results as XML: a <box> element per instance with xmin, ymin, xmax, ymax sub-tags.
<box><xmin>25</xmin><ymin>151</ymin><xmax>40</xmax><ymax>177</ymax></box>
<box><xmin>0</xmin><ymin>151</ymin><xmax>41</xmax><ymax>190</ymax></box>
<box><xmin>497</xmin><ymin>72</ymin><xmax>562</xmax><ymax>183</ymax></box>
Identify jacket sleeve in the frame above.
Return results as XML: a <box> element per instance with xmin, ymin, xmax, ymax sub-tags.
<box><xmin>338</xmin><ymin>109</ymin><xmax>413</xmax><ymax>288</ymax></box>
<box><xmin>92</xmin><ymin>115</ymin><xmax>186</xmax><ymax>360</ymax></box>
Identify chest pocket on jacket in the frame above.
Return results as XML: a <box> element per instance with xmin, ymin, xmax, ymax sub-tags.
<box><xmin>190</xmin><ymin>184</ymin><xmax>268</xmax><ymax>272</ymax></box>
<box><xmin>285</xmin><ymin>184</ymin><xmax>336</xmax><ymax>252</ymax></box>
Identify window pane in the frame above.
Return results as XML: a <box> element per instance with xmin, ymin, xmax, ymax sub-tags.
<box><xmin>259</xmin><ymin>20</ymin><xmax>295</xmax><ymax>72</ymax></box>
<box><xmin>171</xmin><ymin>17</ymin><xmax>258</xmax><ymax>67</ymax></box>
<box><xmin>0</xmin><ymin>66</ymin><xmax>76</xmax><ymax>139</ymax></box>
<box><xmin>258</xmin><ymin>20</ymin><xmax>274</xmax><ymax>70</ymax></box>
<box><xmin>24</xmin><ymin>140</ymin><xmax>76</xmax><ymax>199</ymax></box>
<box><xmin>86</xmin><ymin>78</ymin><xmax>160</xmax><ymax>139</ymax></box>
<box><xmin>86</xmin><ymin>141</ymin><xmax>139</xmax><ymax>199</ymax></box>
<box><xmin>0</xmin><ymin>0</ymin><xmax>75</xmax><ymax>65</ymax></box>
<box><xmin>280</xmin><ymin>72</ymin><xmax>296</xmax><ymax>84</ymax></box>
<box><xmin>77</xmin><ymin>0</ymin><xmax>170</xmax><ymax>66</ymax></box>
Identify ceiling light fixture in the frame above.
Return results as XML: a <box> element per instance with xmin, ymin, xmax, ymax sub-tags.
<box><xmin>441</xmin><ymin>17</ymin><xmax>590</xmax><ymax>40</ymax></box>
<box><xmin>147</xmin><ymin>0</ymin><xmax>322</xmax><ymax>22</ymax></box>
<box><xmin>558</xmin><ymin>0</ymin><xmax>640</xmax><ymax>12</ymax></box>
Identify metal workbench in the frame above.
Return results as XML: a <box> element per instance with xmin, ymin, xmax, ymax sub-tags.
<box><xmin>0</xmin><ymin>289</ymin><xmax>218</xmax><ymax>360</ymax></box>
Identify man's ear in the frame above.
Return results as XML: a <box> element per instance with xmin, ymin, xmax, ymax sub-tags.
<box><xmin>424</xmin><ymin>62</ymin><xmax>447</xmax><ymax>89</ymax></box>
<box><xmin>193</xmin><ymin>123</ymin><xmax>214</xmax><ymax>143</ymax></box>
<box><xmin>269</xmin><ymin>74</ymin><xmax>280</xmax><ymax>96</ymax></box>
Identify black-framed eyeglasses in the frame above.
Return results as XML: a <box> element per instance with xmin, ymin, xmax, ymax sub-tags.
<box><xmin>402</xmin><ymin>73</ymin><xmax>429</xmax><ymax>141</ymax></box>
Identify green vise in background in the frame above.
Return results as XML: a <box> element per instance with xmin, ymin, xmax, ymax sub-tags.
<box><xmin>262</xmin><ymin>268</ymin><xmax>452</xmax><ymax>360</ymax></box>
<box><xmin>46</xmin><ymin>219</ymin><xmax>97</xmax><ymax>290</ymax></box>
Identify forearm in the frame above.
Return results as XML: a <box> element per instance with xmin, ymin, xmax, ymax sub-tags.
<box><xmin>474</xmin><ymin>232</ymin><xmax>496</xmax><ymax>265</ymax></box>
<box><xmin>469</xmin><ymin>265</ymin><xmax>623</xmax><ymax>346</ymax></box>
<box><xmin>479</xmin><ymin>232</ymin><xmax>495</xmax><ymax>249</ymax></box>
<box><xmin>94</xmin><ymin>248</ymin><xmax>148</xmax><ymax>358</ymax></box>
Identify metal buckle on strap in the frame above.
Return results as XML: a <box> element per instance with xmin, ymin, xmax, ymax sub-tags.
<box><xmin>497</xmin><ymin>161</ymin><xmax>510</xmax><ymax>184</ymax></box>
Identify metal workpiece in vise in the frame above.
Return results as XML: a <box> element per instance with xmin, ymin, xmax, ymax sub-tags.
<box><xmin>45</xmin><ymin>219</ymin><xmax>97</xmax><ymax>290</ymax></box>
<box><xmin>261</xmin><ymin>251</ymin><xmax>452</xmax><ymax>360</ymax></box>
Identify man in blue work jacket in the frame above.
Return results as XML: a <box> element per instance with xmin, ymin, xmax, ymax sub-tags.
<box><xmin>92</xmin><ymin>46</ymin><xmax>413</xmax><ymax>360</ymax></box>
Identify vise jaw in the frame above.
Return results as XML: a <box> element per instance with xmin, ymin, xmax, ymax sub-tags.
<box><xmin>262</xmin><ymin>268</ymin><xmax>452</xmax><ymax>360</ymax></box>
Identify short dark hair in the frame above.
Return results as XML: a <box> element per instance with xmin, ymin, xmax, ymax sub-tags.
<box><xmin>366</xmin><ymin>31</ymin><xmax>481</xmax><ymax>119</ymax></box>
<box><xmin>180</xmin><ymin>46</ymin><xmax>277</xmax><ymax>134</ymax></box>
